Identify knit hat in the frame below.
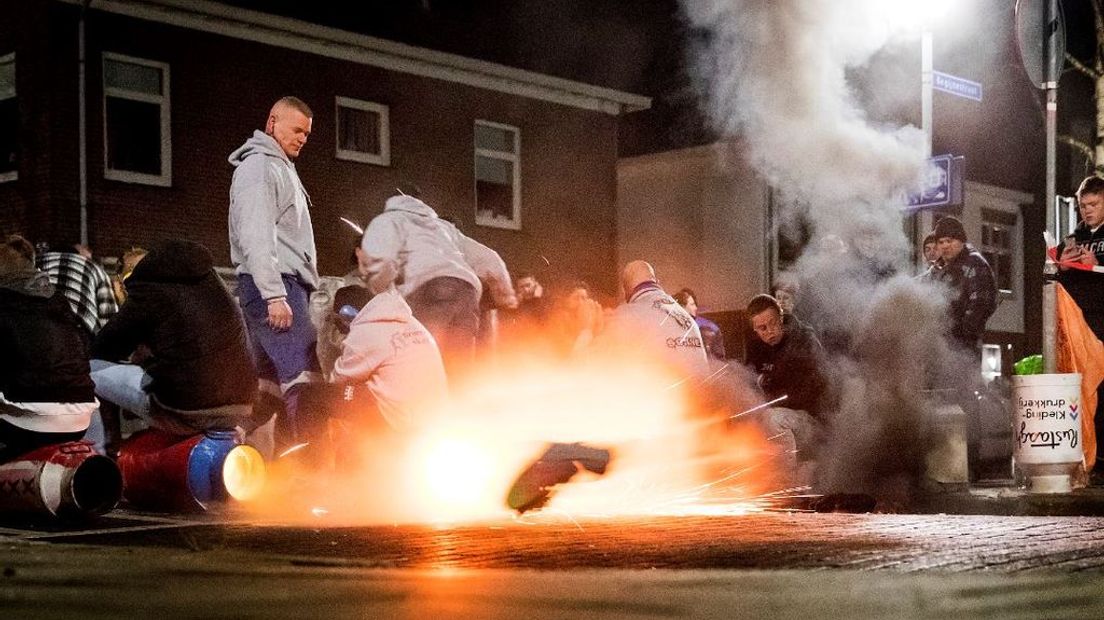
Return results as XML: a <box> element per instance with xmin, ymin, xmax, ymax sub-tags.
<box><xmin>932</xmin><ymin>216</ymin><xmax>967</xmax><ymax>242</ymax></box>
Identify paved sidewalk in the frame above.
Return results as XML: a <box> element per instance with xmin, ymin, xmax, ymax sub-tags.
<box><xmin>6</xmin><ymin>511</ymin><xmax>1104</xmax><ymax>572</ymax></box>
<box><xmin>5</xmin><ymin>512</ymin><xmax>1104</xmax><ymax>618</ymax></box>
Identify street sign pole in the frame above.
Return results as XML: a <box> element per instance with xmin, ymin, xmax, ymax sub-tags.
<box><xmin>922</xmin><ymin>30</ymin><xmax>933</xmax><ymax>159</ymax></box>
<box><xmin>1017</xmin><ymin>0</ymin><xmax>1065</xmax><ymax>373</ymax></box>
<box><xmin>913</xmin><ymin>30</ymin><xmax>935</xmax><ymax>269</ymax></box>
<box><xmin>1042</xmin><ymin>0</ymin><xmax>1060</xmax><ymax>373</ymax></box>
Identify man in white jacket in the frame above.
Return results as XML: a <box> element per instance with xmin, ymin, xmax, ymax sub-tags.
<box><xmin>359</xmin><ymin>193</ymin><xmax>517</xmax><ymax>375</ymax></box>
<box><xmin>331</xmin><ymin>288</ymin><xmax>448</xmax><ymax>432</ymax></box>
<box><xmin>598</xmin><ymin>260</ymin><xmax>710</xmax><ymax>380</ymax></box>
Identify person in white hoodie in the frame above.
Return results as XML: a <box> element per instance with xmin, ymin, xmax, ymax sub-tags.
<box><xmin>597</xmin><ymin>260</ymin><xmax>710</xmax><ymax>380</ymax></box>
<box><xmin>228</xmin><ymin>96</ymin><xmax>320</xmax><ymax>447</ymax></box>
<box><xmin>359</xmin><ymin>193</ymin><xmax>517</xmax><ymax>375</ymax></box>
<box><xmin>331</xmin><ymin>288</ymin><xmax>448</xmax><ymax>432</ymax></box>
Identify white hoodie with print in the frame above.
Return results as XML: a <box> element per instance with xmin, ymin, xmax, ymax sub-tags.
<box><xmin>331</xmin><ymin>289</ymin><xmax>448</xmax><ymax>430</ymax></box>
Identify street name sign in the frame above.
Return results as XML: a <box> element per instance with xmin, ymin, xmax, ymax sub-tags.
<box><xmin>932</xmin><ymin>71</ymin><xmax>983</xmax><ymax>102</ymax></box>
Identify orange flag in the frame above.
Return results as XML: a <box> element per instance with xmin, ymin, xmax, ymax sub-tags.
<box><xmin>1055</xmin><ymin>284</ymin><xmax>1104</xmax><ymax>468</ymax></box>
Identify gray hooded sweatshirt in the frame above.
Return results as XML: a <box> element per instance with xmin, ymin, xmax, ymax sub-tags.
<box><xmin>228</xmin><ymin>130</ymin><xmax>319</xmax><ymax>300</ymax></box>
<box><xmin>360</xmin><ymin>195</ymin><xmax>515</xmax><ymax>305</ymax></box>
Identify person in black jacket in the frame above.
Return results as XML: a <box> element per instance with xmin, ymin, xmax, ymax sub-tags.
<box><xmin>931</xmin><ymin>216</ymin><xmax>998</xmax><ymax>357</ymax></box>
<box><xmin>745</xmin><ymin>294</ymin><xmax>831</xmax><ymax>483</ymax></box>
<box><xmin>90</xmin><ymin>239</ymin><xmax>257</xmax><ymax>437</ymax></box>
<box><xmin>0</xmin><ymin>235</ymin><xmax>97</xmax><ymax>461</ymax></box>
<box><xmin>1059</xmin><ymin>176</ymin><xmax>1104</xmax><ymax>337</ymax></box>
<box><xmin>930</xmin><ymin>216</ymin><xmax>997</xmax><ymax>481</ymax></box>
<box><xmin>1058</xmin><ymin>175</ymin><xmax>1104</xmax><ymax>478</ymax></box>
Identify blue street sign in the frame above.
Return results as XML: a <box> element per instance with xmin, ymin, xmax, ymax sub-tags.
<box><xmin>933</xmin><ymin>71</ymin><xmax>983</xmax><ymax>102</ymax></box>
<box><xmin>907</xmin><ymin>154</ymin><xmax>964</xmax><ymax>210</ymax></box>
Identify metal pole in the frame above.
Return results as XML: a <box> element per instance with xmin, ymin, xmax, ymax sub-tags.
<box><xmin>78</xmin><ymin>1</ymin><xmax>90</xmax><ymax>246</ymax></box>
<box><xmin>913</xmin><ymin>30</ymin><xmax>934</xmax><ymax>269</ymax></box>
<box><xmin>921</xmin><ymin>30</ymin><xmax>933</xmax><ymax>159</ymax></box>
<box><xmin>1042</xmin><ymin>0</ymin><xmax>1059</xmax><ymax>373</ymax></box>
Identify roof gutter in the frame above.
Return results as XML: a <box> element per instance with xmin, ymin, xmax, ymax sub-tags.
<box><xmin>57</xmin><ymin>0</ymin><xmax>651</xmax><ymax>115</ymax></box>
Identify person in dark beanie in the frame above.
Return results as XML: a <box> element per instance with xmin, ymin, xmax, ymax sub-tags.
<box><xmin>932</xmin><ymin>216</ymin><xmax>997</xmax><ymax>355</ymax></box>
<box><xmin>0</xmin><ymin>235</ymin><xmax>96</xmax><ymax>461</ymax></box>
<box><xmin>1058</xmin><ymin>175</ymin><xmax>1104</xmax><ymax>480</ymax></box>
<box><xmin>930</xmin><ymin>216</ymin><xmax>997</xmax><ymax>482</ymax></box>
<box><xmin>89</xmin><ymin>239</ymin><xmax>257</xmax><ymax>439</ymax></box>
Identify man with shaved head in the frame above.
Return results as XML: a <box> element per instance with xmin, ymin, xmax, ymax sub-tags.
<box><xmin>229</xmin><ymin>96</ymin><xmax>320</xmax><ymax>450</ymax></box>
<box><xmin>597</xmin><ymin>260</ymin><xmax>709</xmax><ymax>378</ymax></box>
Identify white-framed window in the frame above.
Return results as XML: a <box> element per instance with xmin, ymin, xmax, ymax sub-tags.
<box><xmin>102</xmin><ymin>52</ymin><xmax>171</xmax><ymax>186</ymax></box>
<box><xmin>0</xmin><ymin>52</ymin><xmax>16</xmax><ymax>183</ymax></box>
<box><xmin>335</xmin><ymin>96</ymin><xmax>389</xmax><ymax>166</ymax></box>
<box><xmin>474</xmin><ymin>120</ymin><xmax>521</xmax><ymax>230</ymax></box>
<box><xmin>980</xmin><ymin>208</ymin><xmax>1017</xmax><ymax>298</ymax></box>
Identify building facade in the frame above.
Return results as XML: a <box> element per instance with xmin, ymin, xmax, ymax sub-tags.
<box><xmin>0</xmin><ymin>0</ymin><xmax>648</xmax><ymax>292</ymax></box>
<box><xmin>617</xmin><ymin>142</ymin><xmax>1035</xmax><ymax>373</ymax></box>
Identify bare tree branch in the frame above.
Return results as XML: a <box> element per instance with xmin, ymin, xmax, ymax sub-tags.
<box><xmin>1095</xmin><ymin>0</ymin><xmax>1104</xmax><ymax>62</ymax></box>
<box><xmin>1066</xmin><ymin>53</ymin><xmax>1102</xmax><ymax>80</ymax></box>
<box><xmin>1059</xmin><ymin>134</ymin><xmax>1096</xmax><ymax>164</ymax></box>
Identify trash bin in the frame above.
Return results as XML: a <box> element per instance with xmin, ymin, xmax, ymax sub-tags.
<box><xmin>1011</xmin><ymin>373</ymin><xmax>1083</xmax><ymax>493</ymax></box>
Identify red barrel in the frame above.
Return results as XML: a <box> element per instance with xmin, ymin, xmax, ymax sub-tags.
<box><xmin>0</xmin><ymin>441</ymin><xmax>122</xmax><ymax>519</ymax></box>
<box><xmin>117</xmin><ymin>429</ymin><xmax>265</xmax><ymax>511</ymax></box>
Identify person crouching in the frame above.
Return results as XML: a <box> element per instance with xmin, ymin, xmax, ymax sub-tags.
<box><xmin>330</xmin><ymin>286</ymin><xmax>448</xmax><ymax>434</ymax></box>
<box><xmin>0</xmin><ymin>235</ymin><xmax>97</xmax><ymax>461</ymax></box>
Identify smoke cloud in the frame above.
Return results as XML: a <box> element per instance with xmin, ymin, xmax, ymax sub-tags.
<box><xmin>682</xmin><ymin>0</ymin><xmax>927</xmax><ymax>211</ymax></box>
<box><xmin>683</xmin><ymin>0</ymin><xmax>979</xmax><ymax>499</ymax></box>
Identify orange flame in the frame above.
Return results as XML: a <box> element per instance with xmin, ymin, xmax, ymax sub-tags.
<box><xmin>246</xmin><ymin>344</ymin><xmax>783</xmax><ymax>525</ymax></box>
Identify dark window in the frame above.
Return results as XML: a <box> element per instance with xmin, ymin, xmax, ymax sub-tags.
<box><xmin>980</xmin><ymin>219</ymin><xmax>1015</xmax><ymax>294</ymax></box>
<box><xmin>474</xmin><ymin>121</ymin><xmax>519</xmax><ymax>229</ymax></box>
<box><xmin>102</xmin><ymin>54</ymin><xmax>169</xmax><ymax>184</ymax></box>
<box><xmin>335</xmin><ymin>97</ymin><xmax>389</xmax><ymax>165</ymax></box>
<box><xmin>0</xmin><ymin>53</ymin><xmax>16</xmax><ymax>180</ymax></box>
<box><xmin>105</xmin><ymin>97</ymin><xmax>161</xmax><ymax>175</ymax></box>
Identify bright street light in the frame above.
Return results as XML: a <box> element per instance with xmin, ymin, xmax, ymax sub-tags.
<box><xmin>875</xmin><ymin>0</ymin><xmax>958</xmax><ymax>31</ymax></box>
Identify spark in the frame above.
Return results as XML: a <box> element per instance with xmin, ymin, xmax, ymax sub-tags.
<box><xmin>311</xmin><ymin>507</ymin><xmax>329</xmax><ymax>517</ymax></box>
<box><xmin>730</xmin><ymin>395</ymin><xmax>789</xmax><ymax>419</ymax></box>
<box><xmin>539</xmin><ymin>255</ymin><xmax>550</xmax><ymax>266</ymax></box>
<box><xmin>278</xmin><ymin>443</ymin><xmax>310</xmax><ymax>458</ymax></box>
<box><xmin>544</xmin><ymin>508</ymin><xmax>586</xmax><ymax>532</ymax></box>
<box><xmin>339</xmin><ymin>217</ymin><xmax>364</xmax><ymax>235</ymax></box>
<box><xmin>700</xmin><ymin>364</ymin><xmax>731</xmax><ymax>386</ymax></box>
<box><xmin>664</xmin><ymin>374</ymin><xmax>694</xmax><ymax>391</ymax></box>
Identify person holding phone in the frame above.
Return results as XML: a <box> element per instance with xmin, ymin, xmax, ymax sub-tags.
<box><xmin>1058</xmin><ymin>176</ymin><xmax>1104</xmax><ymax>481</ymax></box>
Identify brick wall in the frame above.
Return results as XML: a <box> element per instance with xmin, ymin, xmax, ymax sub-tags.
<box><xmin>17</xmin><ymin>6</ymin><xmax>621</xmax><ymax>294</ymax></box>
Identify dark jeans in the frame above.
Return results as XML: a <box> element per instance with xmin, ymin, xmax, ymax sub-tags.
<box><xmin>238</xmin><ymin>273</ymin><xmax>320</xmax><ymax>443</ymax></box>
<box><xmin>0</xmin><ymin>419</ymin><xmax>85</xmax><ymax>463</ymax></box>
<box><xmin>406</xmin><ymin>276</ymin><xmax>479</xmax><ymax>376</ymax></box>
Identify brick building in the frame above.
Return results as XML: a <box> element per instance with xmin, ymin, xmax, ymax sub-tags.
<box><xmin>0</xmin><ymin>0</ymin><xmax>648</xmax><ymax>292</ymax></box>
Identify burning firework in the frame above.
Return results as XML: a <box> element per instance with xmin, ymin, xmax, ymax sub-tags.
<box><xmin>245</xmin><ymin>344</ymin><xmax>785</xmax><ymax>525</ymax></box>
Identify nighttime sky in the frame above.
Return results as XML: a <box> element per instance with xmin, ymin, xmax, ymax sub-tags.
<box><xmin>216</xmin><ymin>0</ymin><xmax>1098</xmax><ymax>192</ymax></box>
<box><xmin>215</xmin><ymin>0</ymin><xmax>708</xmax><ymax>154</ymax></box>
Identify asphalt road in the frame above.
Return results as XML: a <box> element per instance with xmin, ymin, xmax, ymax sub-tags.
<box><xmin>4</xmin><ymin>510</ymin><xmax>1104</xmax><ymax>618</ymax></box>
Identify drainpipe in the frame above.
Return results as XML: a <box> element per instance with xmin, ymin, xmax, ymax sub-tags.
<box><xmin>78</xmin><ymin>0</ymin><xmax>91</xmax><ymax>245</ymax></box>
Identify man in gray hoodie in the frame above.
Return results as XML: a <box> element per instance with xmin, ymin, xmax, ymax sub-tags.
<box><xmin>359</xmin><ymin>193</ymin><xmax>517</xmax><ymax>375</ymax></box>
<box><xmin>228</xmin><ymin>96</ymin><xmax>320</xmax><ymax>446</ymax></box>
